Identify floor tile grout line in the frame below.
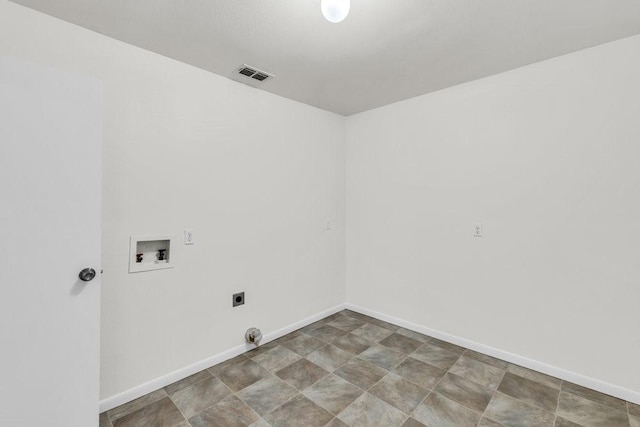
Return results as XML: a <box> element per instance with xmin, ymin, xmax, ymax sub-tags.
<box><xmin>234</xmin><ymin>392</ymin><xmax>265</xmax><ymax>427</ymax></box>
<box><xmin>478</xmin><ymin>367</ymin><xmax>508</xmax><ymax>424</ymax></box>
<box><xmin>557</xmin><ymin>379</ymin><xmax>564</xmax><ymax>419</ymax></box>
<box><xmin>405</xmin><ymin>349</ymin><xmax>466</xmax><ymax>423</ymax></box>
<box><xmin>167</xmin><ymin>373</ymin><xmax>234</xmax><ymax>424</ymax></box>
<box><xmin>559</xmin><ymin>378</ymin><xmax>631</xmax><ymax>416</ymax></box>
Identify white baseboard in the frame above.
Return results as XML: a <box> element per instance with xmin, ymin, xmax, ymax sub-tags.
<box><xmin>99</xmin><ymin>303</ymin><xmax>346</xmax><ymax>413</ymax></box>
<box><xmin>345</xmin><ymin>303</ymin><xmax>640</xmax><ymax>405</ymax></box>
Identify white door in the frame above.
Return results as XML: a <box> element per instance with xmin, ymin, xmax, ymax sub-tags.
<box><xmin>0</xmin><ymin>56</ymin><xmax>102</xmax><ymax>427</ymax></box>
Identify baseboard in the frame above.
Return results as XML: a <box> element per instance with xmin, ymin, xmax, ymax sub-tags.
<box><xmin>345</xmin><ymin>303</ymin><xmax>640</xmax><ymax>405</ymax></box>
<box><xmin>99</xmin><ymin>303</ymin><xmax>347</xmax><ymax>413</ymax></box>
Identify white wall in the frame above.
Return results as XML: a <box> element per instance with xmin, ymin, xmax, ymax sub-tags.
<box><xmin>347</xmin><ymin>35</ymin><xmax>640</xmax><ymax>394</ymax></box>
<box><xmin>4</xmin><ymin>0</ymin><xmax>640</xmax><ymax>406</ymax></box>
<box><xmin>0</xmin><ymin>1</ymin><xmax>345</xmax><ymax>400</ymax></box>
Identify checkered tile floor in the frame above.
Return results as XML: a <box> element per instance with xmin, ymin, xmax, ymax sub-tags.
<box><xmin>100</xmin><ymin>310</ymin><xmax>640</xmax><ymax>427</ymax></box>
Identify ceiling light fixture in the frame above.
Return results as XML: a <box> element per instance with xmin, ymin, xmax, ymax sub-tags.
<box><xmin>321</xmin><ymin>0</ymin><xmax>350</xmax><ymax>23</ymax></box>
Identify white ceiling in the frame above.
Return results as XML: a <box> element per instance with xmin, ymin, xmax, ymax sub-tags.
<box><xmin>10</xmin><ymin>0</ymin><xmax>640</xmax><ymax>115</ymax></box>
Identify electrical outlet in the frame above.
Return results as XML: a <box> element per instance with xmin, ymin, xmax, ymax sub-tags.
<box><xmin>184</xmin><ymin>229</ymin><xmax>195</xmax><ymax>245</ymax></box>
<box><xmin>233</xmin><ymin>292</ymin><xmax>245</xmax><ymax>307</ymax></box>
<box><xmin>325</xmin><ymin>219</ymin><xmax>332</xmax><ymax>230</ymax></box>
<box><xmin>474</xmin><ymin>223</ymin><xmax>483</xmax><ymax>237</ymax></box>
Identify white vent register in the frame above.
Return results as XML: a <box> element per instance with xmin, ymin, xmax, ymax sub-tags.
<box><xmin>237</xmin><ymin>64</ymin><xmax>274</xmax><ymax>82</ymax></box>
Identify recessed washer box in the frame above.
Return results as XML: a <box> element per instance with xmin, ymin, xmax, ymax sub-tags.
<box><xmin>129</xmin><ymin>234</ymin><xmax>175</xmax><ymax>273</ymax></box>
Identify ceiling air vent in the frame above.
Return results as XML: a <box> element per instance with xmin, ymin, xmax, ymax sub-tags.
<box><xmin>237</xmin><ymin>65</ymin><xmax>274</xmax><ymax>82</ymax></box>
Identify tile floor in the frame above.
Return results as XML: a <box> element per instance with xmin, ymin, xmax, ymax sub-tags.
<box><xmin>100</xmin><ymin>310</ymin><xmax>640</xmax><ymax>427</ymax></box>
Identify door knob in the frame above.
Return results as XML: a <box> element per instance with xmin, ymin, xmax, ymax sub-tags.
<box><xmin>78</xmin><ymin>268</ymin><xmax>96</xmax><ymax>282</ymax></box>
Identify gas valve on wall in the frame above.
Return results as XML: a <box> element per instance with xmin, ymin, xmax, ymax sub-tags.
<box><xmin>245</xmin><ymin>327</ymin><xmax>263</xmax><ymax>346</ymax></box>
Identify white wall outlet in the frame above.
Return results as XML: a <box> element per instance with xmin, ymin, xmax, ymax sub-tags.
<box><xmin>325</xmin><ymin>219</ymin><xmax>332</xmax><ymax>230</ymax></box>
<box><xmin>474</xmin><ymin>223</ymin><xmax>483</xmax><ymax>237</ymax></box>
<box><xmin>184</xmin><ymin>229</ymin><xmax>195</xmax><ymax>245</ymax></box>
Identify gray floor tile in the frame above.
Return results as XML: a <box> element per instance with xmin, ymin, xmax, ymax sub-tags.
<box><xmin>402</xmin><ymin>418</ymin><xmax>427</xmax><ymax>427</ymax></box>
<box><xmin>334</xmin><ymin>358</ymin><xmax>388</xmax><ymax>390</ymax></box>
<box><xmin>554</xmin><ymin>417</ymin><xmax>583</xmax><ymax>427</ymax></box>
<box><xmin>170</xmin><ymin>376</ymin><xmax>232</xmax><ymax>419</ymax></box>
<box><xmin>252</xmin><ymin>345</ymin><xmax>301</xmax><ymax>372</ymax></box>
<box><xmin>306</xmin><ymin>344</ymin><xmax>353</xmax><ymax>372</ymax></box>
<box><xmin>188</xmin><ymin>394</ymin><xmax>259</xmax><ymax>427</ymax></box>
<box><xmin>304</xmin><ymin>324</ymin><xmax>349</xmax><ymax>343</ymax></box>
<box><xmin>413</xmin><ymin>392</ymin><xmax>481</xmax><ymax>427</ymax></box>
<box><xmin>434</xmin><ymin>373</ymin><xmax>494</xmax><ymax>413</ymax></box>
<box><xmin>101</xmin><ymin>312</ymin><xmax>640</xmax><ymax>427</ymax></box>
<box><xmin>281</xmin><ymin>334</ymin><xmax>327</xmax><ymax>356</ymax></box>
<box><xmin>484</xmin><ymin>392</ymin><xmax>556</xmax><ymax>427</ymax></box>
<box><xmin>236</xmin><ymin>376</ymin><xmax>299</xmax><ymax>416</ymax></box>
<box><xmin>396</xmin><ymin>328</ymin><xmax>431</xmax><ymax>343</ymax></box>
<box><xmin>276</xmin><ymin>358</ymin><xmax>329</xmax><ymax>390</ymax></box>
<box><xmin>324</xmin><ymin>310</ymin><xmax>344</xmax><ymax>322</ymax></box>
<box><xmin>273</xmin><ymin>330</ymin><xmax>304</xmax><ymax>344</ymax></box>
<box><xmin>244</xmin><ymin>341</ymin><xmax>279</xmax><ymax>359</ymax></box>
<box><xmin>303</xmin><ymin>374</ymin><xmax>364</xmax><ymax>415</ymax></box>
<box><xmin>391</xmin><ymin>356</ymin><xmax>446</xmax><ymax>390</ymax></box>
<box><xmin>341</xmin><ymin>310</ymin><xmax>372</xmax><ymax>322</ymax></box>
<box><xmin>497</xmin><ymin>371</ymin><xmax>559</xmax><ymax>413</ymax></box>
<box><xmin>265</xmin><ymin>395</ymin><xmax>334</xmax><ymax>427</ymax></box>
<box><xmin>207</xmin><ymin>354</ymin><xmax>248</xmax><ymax>376</ymax></box>
<box><xmin>449</xmin><ymin>355</ymin><xmax>505</xmax><ymax>389</ymax></box>
<box><xmin>337</xmin><ymin>392</ymin><xmax>407</xmax><ymax>427</ymax></box>
<box><xmin>326</xmin><ymin>417</ymin><xmax>350</xmax><ymax>427</ymax></box>
<box><xmin>379</xmin><ymin>333</ymin><xmax>423</xmax><ymax>354</ymax></box>
<box><xmin>300</xmin><ymin>320</ymin><xmax>329</xmax><ymax>334</ymax></box>
<box><xmin>328</xmin><ymin>315</ymin><xmax>367</xmax><ymax>332</ymax></box>
<box><xmin>506</xmin><ymin>364</ymin><xmax>562</xmax><ymax>390</ymax></box>
<box><xmin>107</xmin><ymin>389</ymin><xmax>168</xmax><ymax>422</ymax></box>
<box><xmin>411</xmin><ymin>342</ymin><xmax>460</xmax><ymax>370</ymax></box>
<box><xmin>562</xmin><ymin>381</ymin><xmax>627</xmax><ymax>411</ymax></box>
<box><xmin>369</xmin><ymin>373</ymin><xmax>429</xmax><ymax>414</ymax></box>
<box><xmin>479</xmin><ymin>417</ymin><xmax>506</xmax><ymax>427</ymax></box>
<box><xmin>352</xmin><ymin>323</ymin><xmax>395</xmax><ymax>342</ymax></box>
<box><xmin>112</xmin><ymin>397</ymin><xmax>186</xmax><ymax>427</ymax></box>
<box><xmin>99</xmin><ymin>412</ymin><xmax>112</xmax><ymax>427</ymax></box>
<box><xmin>367</xmin><ymin>318</ymin><xmax>401</xmax><ymax>332</ymax></box>
<box><xmin>218</xmin><ymin>358</ymin><xmax>270</xmax><ymax>392</ymax></box>
<box><xmin>557</xmin><ymin>391</ymin><xmax>629</xmax><ymax>427</ymax></box>
<box><xmin>164</xmin><ymin>370</ymin><xmax>212</xmax><ymax>395</ymax></box>
<box><xmin>333</xmin><ymin>333</ymin><xmax>374</xmax><ymax>355</ymax></box>
<box><xmin>427</xmin><ymin>338</ymin><xmax>466</xmax><ymax>354</ymax></box>
<box><xmin>249</xmin><ymin>418</ymin><xmax>271</xmax><ymax>427</ymax></box>
<box><xmin>463</xmin><ymin>350</ymin><xmax>509</xmax><ymax>370</ymax></box>
<box><xmin>359</xmin><ymin>344</ymin><xmax>407</xmax><ymax>370</ymax></box>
